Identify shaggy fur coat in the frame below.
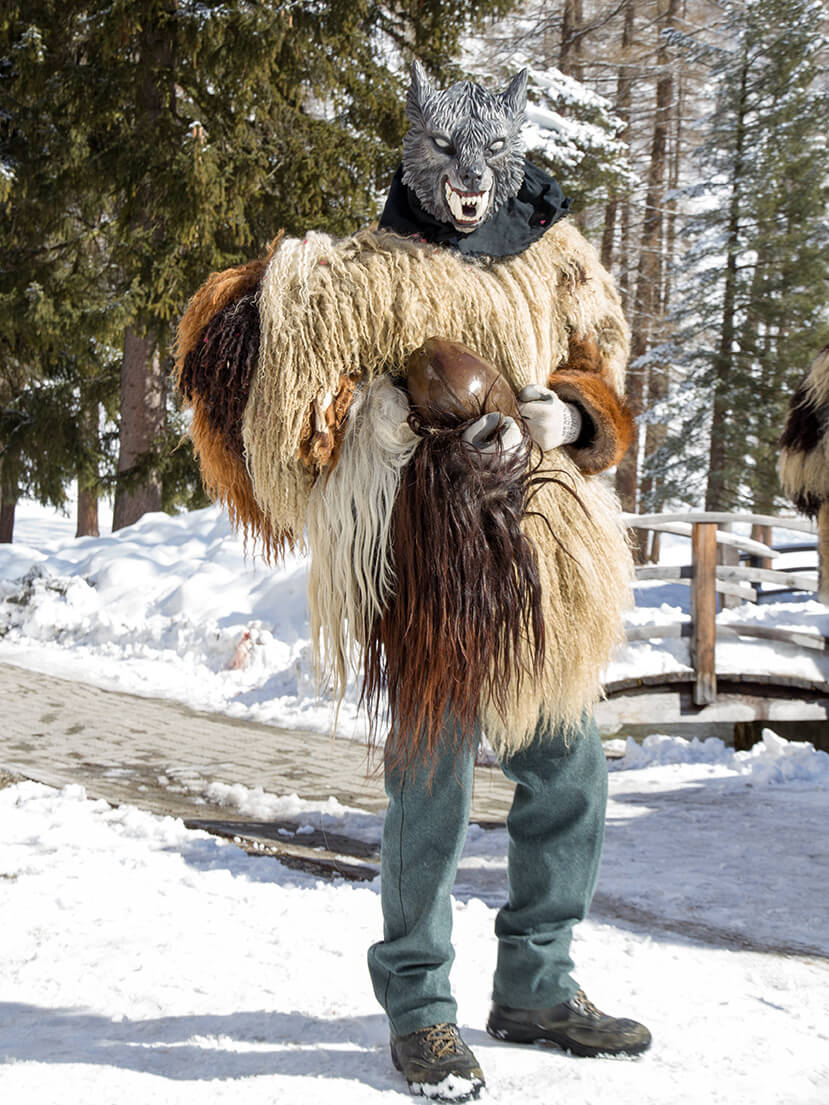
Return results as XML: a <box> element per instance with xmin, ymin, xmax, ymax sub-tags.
<box><xmin>779</xmin><ymin>344</ymin><xmax>829</xmax><ymax>600</ymax></box>
<box><xmin>176</xmin><ymin>220</ymin><xmax>634</xmax><ymax>756</ymax></box>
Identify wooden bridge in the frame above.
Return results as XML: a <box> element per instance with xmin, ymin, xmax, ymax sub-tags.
<box><xmin>594</xmin><ymin>512</ymin><xmax>829</xmax><ymax>745</ymax></box>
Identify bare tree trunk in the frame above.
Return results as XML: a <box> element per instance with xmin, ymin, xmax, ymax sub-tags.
<box><xmin>662</xmin><ymin>32</ymin><xmax>683</xmax><ymax>317</ymax></box>
<box><xmin>112</xmin><ymin>14</ymin><xmax>172</xmax><ymax>534</ymax></box>
<box><xmin>615</xmin><ymin>0</ymin><xmax>678</xmax><ymax>549</ymax></box>
<box><xmin>600</xmin><ymin>0</ymin><xmax>635</xmax><ymax>272</ymax></box>
<box><xmin>639</xmin><ymin>25</ymin><xmax>683</xmax><ymax>521</ymax></box>
<box><xmin>559</xmin><ymin>0</ymin><xmax>585</xmax><ymax>81</ymax></box>
<box><xmin>705</xmin><ymin>48</ymin><xmax>749</xmax><ymax>512</ymax></box>
<box><xmin>112</xmin><ymin>327</ymin><xmax>166</xmax><ymax>531</ymax></box>
<box><xmin>600</xmin><ymin>199</ymin><xmax>618</xmax><ymax>272</ymax></box>
<box><xmin>618</xmin><ymin>194</ymin><xmax>633</xmax><ymax>315</ymax></box>
<box><xmin>0</xmin><ymin>469</ymin><xmax>16</xmax><ymax>544</ymax></box>
<box><xmin>76</xmin><ymin>385</ymin><xmax>100</xmax><ymax>538</ymax></box>
<box><xmin>76</xmin><ymin>488</ymin><xmax>99</xmax><ymax>538</ymax></box>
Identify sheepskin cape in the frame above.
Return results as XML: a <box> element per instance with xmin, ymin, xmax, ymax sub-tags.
<box><xmin>177</xmin><ymin>221</ymin><xmax>634</xmax><ymax>755</ymax></box>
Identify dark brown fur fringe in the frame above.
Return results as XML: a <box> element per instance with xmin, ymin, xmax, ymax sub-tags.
<box><xmin>362</xmin><ymin>407</ymin><xmax>585</xmax><ymax>777</ymax></box>
<box><xmin>779</xmin><ymin>378</ymin><xmax>827</xmax><ymax>517</ymax></box>
<box><xmin>178</xmin><ymin>290</ymin><xmax>292</xmax><ymax>556</ymax></box>
<box><xmin>175</xmin><ymin>236</ymin><xmax>281</xmax><ymax>371</ymax></box>
<box><xmin>174</xmin><ymin>238</ymin><xmax>285</xmax><ymax>556</ymax></box>
<box><xmin>178</xmin><ymin>292</ymin><xmax>261</xmax><ymax>458</ymax></box>
<box><xmin>780</xmin><ymin>378</ymin><xmax>823</xmax><ymax>455</ymax></box>
<box><xmin>188</xmin><ymin>398</ymin><xmax>291</xmax><ymax>561</ymax></box>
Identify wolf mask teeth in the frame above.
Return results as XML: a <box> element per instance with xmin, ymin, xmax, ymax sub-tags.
<box><xmin>402</xmin><ymin>61</ymin><xmax>528</xmax><ymax>233</ymax></box>
<box><xmin>444</xmin><ymin>181</ymin><xmax>491</xmax><ymax>225</ymax></box>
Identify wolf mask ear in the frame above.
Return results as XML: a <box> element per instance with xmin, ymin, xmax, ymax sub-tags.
<box><xmin>407</xmin><ymin>59</ymin><xmax>435</xmax><ymax>124</ymax></box>
<box><xmin>500</xmin><ymin>68</ymin><xmax>529</xmax><ymax>117</ymax></box>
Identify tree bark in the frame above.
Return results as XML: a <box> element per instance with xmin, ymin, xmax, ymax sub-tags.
<box><xmin>640</xmin><ymin>25</ymin><xmax>683</xmax><ymax>518</ymax></box>
<box><xmin>615</xmin><ymin>0</ymin><xmax>678</xmax><ymax>542</ymax></box>
<box><xmin>559</xmin><ymin>0</ymin><xmax>585</xmax><ymax>81</ymax></box>
<box><xmin>77</xmin><ymin>488</ymin><xmax>99</xmax><ymax>538</ymax></box>
<box><xmin>111</xmin><ymin>15</ymin><xmax>173</xmax><ymax>533</ymax></box>
<box><xmin>600</xmin><ymin>0</ymin><xmax>635</xmax><ymax>272</ymax></box>
<box><xmin>112</xmin><ymin>327</ymin><xmax>166</xmax><ymax>531</ymax></box>
<box><xmin>0</xmin><ymin>470</ymin><xmax>16</xmax><ymax>544</ymax></box>
<box><xmin>705</xmin><ymin>48</ymin><xmax>749</xmax><ymax>512</ymax></box>
<box><xmin>76</xmin><ymin>385</ymin><xmax>100</xmax><ymax>538</ymax></box>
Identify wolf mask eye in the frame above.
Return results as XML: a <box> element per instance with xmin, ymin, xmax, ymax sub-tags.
<box><xmin>432</xmin><ymin>135</ymin><xmax>453</xmax><ymax>153</ymax></box>
<box><xmin>488</xmin><ymin>138</ymin><xmax>506</xmax><ymax>155</ymax></box>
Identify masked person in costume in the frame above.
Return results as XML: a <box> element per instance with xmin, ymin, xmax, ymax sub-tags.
<box><xmin>176</xmin><ymin>62</ymin><xmax>651</xmax><ymax>1103</ymax></box>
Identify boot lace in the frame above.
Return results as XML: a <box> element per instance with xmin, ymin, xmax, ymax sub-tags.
<box><xmin>423</xmin><ymin>1023</ymin><xmax>464</xmax><ymax>1059</ymax></box>
<box><xmin>568</xmin><ymin>989</ymin><xmax>603</xmax><ymax>1019</ymax></box>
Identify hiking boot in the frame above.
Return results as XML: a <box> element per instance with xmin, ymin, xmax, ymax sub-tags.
<box><xmin>486</xmin><ymin>988</ymin><xmax>652</xmax><ymax>1058</ymax></box>
<box><xmin>390</xmin><ymin>1022</ymin><xmax>485</xmax><ymax>1101</ymax></box>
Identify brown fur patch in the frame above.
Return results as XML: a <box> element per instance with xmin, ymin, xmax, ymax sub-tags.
<box><xmin>174</xmin><ymin>236</ymin><xmax>283</xmax><ymax>375</ymax></box>
<box><xmin>188</xmin><ymin>399</ymin><xmax>290</xmax><ymax>559</ymax></box>
<box><xmin>298</xmin><ymin>374</ymin><xmax>359</xmax><ymax>472</ymax></box>
<box><xmin>548</xmin><ymin>370</ymin><xmax>634</xmax><ymax>474</ymax></box>
<box><xmin>178</xmin><ymin>292</ymin><xmax>262</xmax><ymax>456</ymax></box>
<box><xmin>779</xmin><ymin>348</ymin><xmax>829</xmax><ymax>516</ymax></box>
<box><xmin>175</xmin><ymin>238</ymin><xmax>284</xmax><ymax>553</ymax></box>
<box><xmin>780</xmin><ymin>378</ymin><xmax>823</xmax><ymax>455</ymax></box>
<box><xmin>560</xmin><ymin>333</ymin><xmax>607</xmax><ymax>375</ymax></box>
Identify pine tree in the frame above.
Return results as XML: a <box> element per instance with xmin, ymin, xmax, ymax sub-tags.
<box><xmin>645</xmin><ymin>0</ymin><xmax>829</xmax><ymax>512</ymax></box>
<box><xmin>614</xmin><ymin>0</ymin><xmax>679</xmax><ymax>532</ymax></box>
<box><xmin>521</xmin><ymin>63</ymin><xmax>636</xmax><ymax>223</ymax></box>
<box><xmin>464</xmin><ymin>9</ymin><xmax>636</xmax><ymax>232</ymax></box>
<box><xmin>2</xmin><ymin>1</ymin><xmax>517</xmax><ymax>536</ymax></box>
<box><xmin>0</xmin><ymin>15</ymin><xmax>122</xmax><ymax>539</ymax></box>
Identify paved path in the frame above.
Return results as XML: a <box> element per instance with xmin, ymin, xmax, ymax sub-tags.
<box><xmin>0</xmin><ymin>661</ymin><xmax>516</xmax><ymax>859</ymax></box>
<box><xmin>4</xmin><ymin>662</ymin><xmax>827</xmax><ymax>958</ymax></box>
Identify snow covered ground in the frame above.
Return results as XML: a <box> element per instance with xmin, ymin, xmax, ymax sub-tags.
<box><xmin>1</xmin><ymin>500</ymin><xmax>826</xmax><ymax>738</ymax></box>
<box><xmin>2</xmin><ymin>735</ymin><xmax>828</xmax><ymax>1105</ymax></box>
<box><xmin>1</xmin><ymin>501</ymin><xmax>828</xmax><ymax>1104</ymax></box>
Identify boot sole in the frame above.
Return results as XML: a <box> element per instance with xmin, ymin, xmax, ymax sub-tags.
<box><xmin>486</xmin><ymin>1020</ymin><xmax>651</xmax><ymax>1059</ymax></box>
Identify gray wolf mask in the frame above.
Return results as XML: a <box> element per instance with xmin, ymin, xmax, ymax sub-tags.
<box><xmin>402</xmin><ymin>61</ymin><xmax>528</xmax><ymax>233</ymax></box>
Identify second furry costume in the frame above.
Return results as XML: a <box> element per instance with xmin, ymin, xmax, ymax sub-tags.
<box><xmin>779</xmin><ymin>344</ymin><xmax>829</xmax><ymax>599</ymax></box>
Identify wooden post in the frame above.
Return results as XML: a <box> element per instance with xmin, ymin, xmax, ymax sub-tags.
<box><xmin>691</xmin><ymin>522</ymin><xmax>717</xmax><ymax>705</ymax></box>
<box><xmin>749</xmin><ymin>523</ymin><xmax>774</xmax><ymax>571</ymax></box>
<box><xmin>818</xmin><ymin>503</ymin><xmax>829</xmax><ymax>603</ymax></box>
<box><xmin>718</xmin><ymin>521</ymin><xmax>741</xmax><ymax>609</ymax></box>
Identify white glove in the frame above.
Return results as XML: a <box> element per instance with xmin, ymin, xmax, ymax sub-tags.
<box><xmin>461</xmin><ymin>412</ymin><xmax>525</xmax><ymax>458</ymax></box>
<box><xmin>517</xmin><ymin>384</ymin><xmax>583</xmax><ymax>452</ymax></box>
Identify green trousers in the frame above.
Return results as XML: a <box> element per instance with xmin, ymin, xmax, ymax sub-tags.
<box><xmin>367</xmin><ymin>713</ymin><xmax>608</xmax><ymax>1037</ymax></box>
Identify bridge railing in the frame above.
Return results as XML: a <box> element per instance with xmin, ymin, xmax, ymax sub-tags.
<box><xmin>622</xmin><ymin>512</ymin><xmax>823</xmax><ymax>706</ymax></box>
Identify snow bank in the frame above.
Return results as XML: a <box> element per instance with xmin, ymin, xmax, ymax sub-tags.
<box><xmin>0</xmin><ymin>505</ymin><xmax>366</xmax><ymax>737</ymax></box>
<box><xmin>160</xmin><ymin>771</ymin><xmax>381</xmax><ymax>842</ymax></box>
<box><xmin>612</xmin><ymin>729</ymin><xmax>829</xmax><ymax>786</ymax></box>
<box><xmin>2</xmin><ymin>501</ymin><xmax>827</xmax><ymax>739</ymax></box>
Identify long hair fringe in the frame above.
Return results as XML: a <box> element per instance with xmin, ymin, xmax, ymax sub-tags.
<box><xmin>306</xmin><ymin>379</ymin><xmax>420</xmax><ymax>704</ymax></box>
<box><xmin>179</xmin><ymin>292</ymin><xmax>261</xmax><ymax>457</ymax></box>
<box><xmin>365</xmin><ymin>408</ymin><xmax>557</xmax><ymax>774</ymax></box>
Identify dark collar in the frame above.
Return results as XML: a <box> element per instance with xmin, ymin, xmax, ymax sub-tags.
<box><xmin>378</xmin><ymin>158</ymin><xmax>570</xmax><ymax>260</ymax></box>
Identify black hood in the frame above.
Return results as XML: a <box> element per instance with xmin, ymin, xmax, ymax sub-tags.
<box><xmin>378</xmin><ymin>158</ymin><xmax>570</xmax><ymax>260</ymax></box>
